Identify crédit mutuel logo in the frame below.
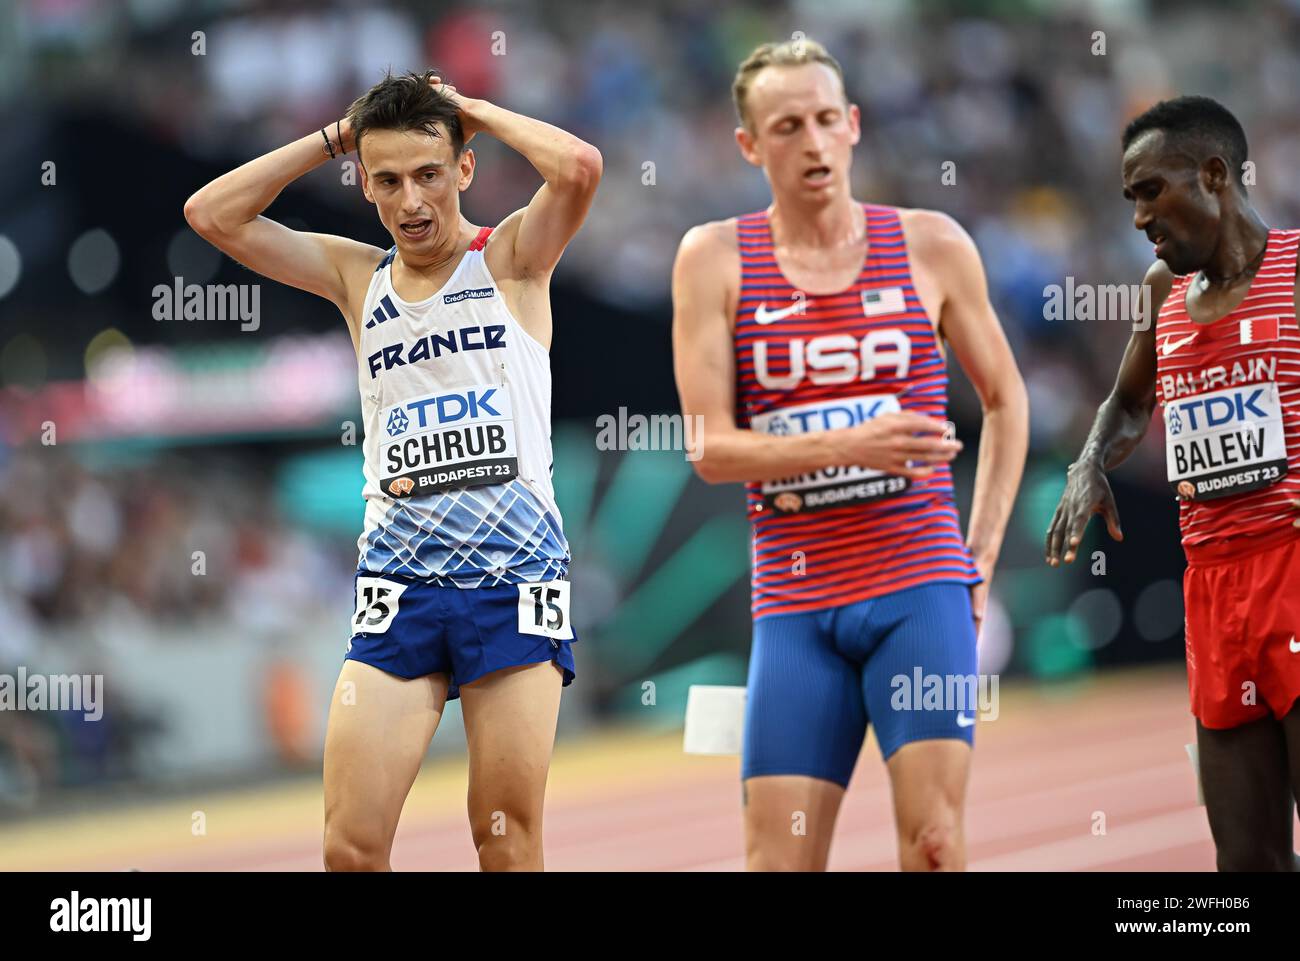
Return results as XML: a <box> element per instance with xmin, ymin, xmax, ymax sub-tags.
<box><xmin>50</xmin><ymin>892</ymin><xmax>151</xmax><ymax>941</ymax></box>
<box><xmin>0</xmin><ymin>668</ymin><xmax>103</xmax><ymax>721</ymax></box>
<box><xmin>890</xmin><ymin>669</ymin><xmax>1000</xmax><ymax>723</ymax></box>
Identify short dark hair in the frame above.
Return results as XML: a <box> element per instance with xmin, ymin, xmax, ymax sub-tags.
<box><xmin>346</xmin><ymin>68</ymin><xmax>464</xmax><ymax>164</ymax></box>
<box><xmin>1121</xmin><ymin>95</ymin><xmax>1248</xmax><ymax>188</ymax></box>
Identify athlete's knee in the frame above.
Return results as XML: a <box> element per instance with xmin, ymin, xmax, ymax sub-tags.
<box><xmin>743</xmin><ymin>816</ymin><xmax>828</xmax><ymax>871</ymax></box>
<box><xmin>472</xmin><ymin>807</ymin><xmax>542</xmax><ymax>871</ymax></box>
<box><xmin>323</xmin><ymin>826</ymin><xmax>390</xmax><ymax>872</ymax></box>
<box><xmin>899</xmin><ymin>806</ymin><xmax>963</xmax><ymax>871</ymax></box>
<box><xmin>744</xmin><ymin>840</ymin><xmax>824</xmax><ymax>872</ymax></box>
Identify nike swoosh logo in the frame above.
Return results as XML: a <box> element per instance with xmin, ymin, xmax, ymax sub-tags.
<box><xmin>754</xmin><ymin>300</ymin><xmax>809</xmax><ymax>325</ymax></box>
<box><xmin>1289</xmin><ymin>636</ymin><xmax>1300</xmax><ymax>654</ymax></box>
<box><xmin>1161</xmin><ymin>333</ymin><xmax>1196</xmax><ymax>356</ymax></box>
<box><xmin>956</xmin><ymin>714</ymin><xmax>975</xmax><ymax>727</ymax></box>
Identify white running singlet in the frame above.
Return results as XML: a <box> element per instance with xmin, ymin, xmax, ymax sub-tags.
<box><xmin>354</xmin><ymin>227</ymin><xmax>569</xmax><ymax>587</ymax></box>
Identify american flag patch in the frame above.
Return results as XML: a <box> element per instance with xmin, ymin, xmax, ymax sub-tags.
<box><xmin>861</xmin><ymin>287</ymin><xmax>906</xmax><ymax>316</ymax></box>
<box><xmin>1239</xmin><ymin>316</ymin><xmax>1280</xmax><ymax>344</ymax></box>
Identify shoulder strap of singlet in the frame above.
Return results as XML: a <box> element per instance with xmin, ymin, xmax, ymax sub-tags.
<box><xmin>861</xmin><ymin>203</ymin><xmax>901</xmax><ymax>263</ymax></box>
<box><xmin>1266</xmin><ymin>227</ymin><xmax>1300</xmax><ymax>301</ymax></box>
<box><xmin>374</xmin><ymin>246</ymin><xmax>397</xmax><ymax>273</ymax></box>
<box><xmin>862</xmin><ymin>201</ymin><xmax>895</xmax><ymax>221</ymax></box>
<box><xmin>735</xmin><ymin>211</ymin><xmax>778</xmax><ymax>314</ymax></box>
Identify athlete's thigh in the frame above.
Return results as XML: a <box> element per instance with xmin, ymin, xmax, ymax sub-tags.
<box><xmin>1197</xmin><ymin>714</ymin><xmax>1294</xmax><ymax>869</ymax></box>
<box><xmin>742</xmin><ymin>610</ymin><xmax>864</xmax><ymax>868</ymax></box>
<box><xmin>743</xmin><ymin>775</ymin><xmax>846</xmax><ymax>871</ymax></box>
<box><xmin>445</xmin><ymin>579</ymin><xmax>574</xmax><ymax>821</ymax></box>
<box><xmin>460</xmin><ymin>661</ymin><xmax>564</xmax><ymax>833</ymax></box>
<box><xmin>327</xmin><ymin>570</ymin><xmax>456</xmax><ymax>842</ymax></box>
<box><xmin>885</xmin><ymin>739</ymin><xmax>972</xmax><ymax>857</ymax></box>
<box><xmin>323</xmin><ymin>660</ymin><xmax>449</xmax><ymax>848</ymax></box>
<box><xmin>860</xmin><ymin>582</ymin><xmax>979</xmax><ymax>762</ymax></box>
<box><xmin>855</xmin><ymin>582</ymin><xmax>976</xmax><ymax>865</ymax></box>
<box><xmin>744</xmin><ymin>609</ymin><xmax>867</xmax><ymax>786</ymax></box>
<box><xmin>1251</xmin><ymin>536</ymin><xmax>1300</xmax><ymax>810</ymax></box>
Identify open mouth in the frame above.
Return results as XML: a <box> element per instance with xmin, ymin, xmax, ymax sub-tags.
<box><xmin>803</xmin><ymin>165</ymin><xmax>832</xmax><ymax>185</ymax></box>
<box><xmin>1151</xmin><ymin>233</ymin><xmax>1168</xmax><ymax>255</ymax></box>
<box><xmin>400</xmin><ymin>219</ymin><xmax>432</xmax><ymax>240</ymax></box>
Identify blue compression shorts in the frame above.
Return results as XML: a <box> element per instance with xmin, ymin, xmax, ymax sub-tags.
<box><xmin>743</xmin><ymin>581</ymin><xmax>979</xmax><ymax>788</ymax></box>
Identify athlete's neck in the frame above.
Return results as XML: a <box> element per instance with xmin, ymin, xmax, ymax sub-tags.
<box><xmin>1200</xmin><ymin>208</ymin><xmax>1270</xmax><ymax>287</ymax></box>
<box><xmin>768</xmin><ymin>194</ymin><xmax>864</xmax><ymax>249</ymax></box>
<box><xmin>397</xmin><ymin>218</ymin><xmax>476</xmax><ymax>277</ymax></box>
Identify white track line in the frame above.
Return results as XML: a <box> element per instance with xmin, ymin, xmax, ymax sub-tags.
<box><xmin>970</xmin><ymin>807</ymin><xmax>1211</xmax><ymax>871</ymax></box>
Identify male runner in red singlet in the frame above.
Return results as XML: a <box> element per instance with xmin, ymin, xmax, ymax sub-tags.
<box><xmin>1047</xmin><ymin>95</ymin><xmax>1300</xmax><ymax>870</ymax></box>
<box><xmin>673</xmin><ymin>39</ymin><xmax>1028</xmax><ymax>871</ymax></box>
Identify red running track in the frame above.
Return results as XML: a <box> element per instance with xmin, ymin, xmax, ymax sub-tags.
<box><xmin>3</xmin><ymin>667</ymin><xmax>1294</xmax><ymax>871</ymax></box>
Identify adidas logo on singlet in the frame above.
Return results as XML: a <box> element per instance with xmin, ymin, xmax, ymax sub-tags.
<box><xmin>365</xmin><ymin>294</ymin><xmax>400</xmax><ymax>329</ymax></box>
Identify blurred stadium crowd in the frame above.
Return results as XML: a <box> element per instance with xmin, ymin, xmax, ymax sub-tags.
<box><xmin>6</xmin><ymin>1</ymin><xmax>1300</xmax><ymax>436</ymax></box>
<box><xmin>3</xmin><ymin>0</ymin><xmax>1298</xmax><ymax>799</ymax></box>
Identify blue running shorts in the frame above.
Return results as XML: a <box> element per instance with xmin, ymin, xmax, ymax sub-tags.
<box><xmin>743</xmin><ymin>581</ymin><xmax>979</xmax><ymax>787</ymax></box>
<box><xmin>344</xmin><ymin>570</ymin><xmax>576</xmax><ymax>699</ymax></box>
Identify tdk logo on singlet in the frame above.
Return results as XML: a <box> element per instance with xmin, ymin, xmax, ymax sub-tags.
<box><xmin>444</xmin><ymin>286</ymin><xmax>495</xmax><ymax>304</ymax></box>
<box><xmin>385</xmin><ymin>388</ymin><xmax>502</xmax><ymax>437</ymax></box>
<box><xmin>368</xmin><ymin>325</ymin><xmax>507</xmax><ymax>379</ymax></box>
<box><xmin>763</xmin><ymin>397</ymin><xmax>894</xmax><ymax>435</ymax></box>
<box><xmin>754</xmin><ymin>330</ymin><xmax>911</xmax><ymax>390</ymax></box>
<box><xmin>1167</xmin><ymin>388</ymin><xmax>1268</xmax><ymax>435</ymax></box>
<box><xmin>386</xmin><ymin>407</ymin><xmax>411</xmax><ymax>436</ymax></box>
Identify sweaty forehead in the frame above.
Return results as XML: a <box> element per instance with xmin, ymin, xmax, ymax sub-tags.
<box><xmin>361</xmin><ymin>126</ymin><xmax>454</xmax><ymax>171</ymax></box>
<box><xmin>746</xmin><ymin>63</ymin><xmax>846</xmax><ymax>124</ymax></box>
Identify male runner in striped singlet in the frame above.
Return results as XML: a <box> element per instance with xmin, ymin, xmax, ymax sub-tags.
<box><xmin>1047</xmin><ymin>96</ymin><xmax>1300</xmax><ymax>871</ymax></box>
<box><xmin>184</xmin><ymin>70</ymin><xmax>601</xmax><ymax>871</ymax></box>
<box><xmin>672</xmin><ymin>40</ymin><xmax>1028</xmax><ymax>871</ymax></box>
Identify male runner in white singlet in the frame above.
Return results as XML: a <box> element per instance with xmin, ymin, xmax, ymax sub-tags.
<box><xmin>185</xmin><ymin>70</ymin><xmax>601</xmax><ymax>871</ymax></box>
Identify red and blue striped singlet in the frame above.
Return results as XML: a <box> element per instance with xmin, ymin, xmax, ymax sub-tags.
<box><xmin>733</xmin><ymin>203</ymin><xmax>981</xmax><ymax>619</ymax></box>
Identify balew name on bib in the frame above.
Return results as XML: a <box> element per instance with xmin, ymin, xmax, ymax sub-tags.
<box><xmin>1165</xmin><ymin>381</ymin><xmax>1288</xmax><ymax>501</ymax></box>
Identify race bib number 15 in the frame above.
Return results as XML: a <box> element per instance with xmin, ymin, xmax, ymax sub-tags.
<box><xmin>352</xmin><ymin>576</ymin><xmax>406</xmax><ymax>636</ymax></box>
<box><xmin>517</xmin><ymin>580</ymin><xmax>574</xmax><ymax>640</ymax></box>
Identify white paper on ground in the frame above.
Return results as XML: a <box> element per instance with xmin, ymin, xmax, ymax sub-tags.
<box><xmin>683</xmin><ymin>685</ymin><xmax>747</xmax><ymax>756</ymax></box>
<box><xmin>1185</xmin><ymin>742</ymin><xmax>1205</xmax><ymax>806</ymax></box>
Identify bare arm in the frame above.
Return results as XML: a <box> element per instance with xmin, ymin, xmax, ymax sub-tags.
<box><xmin>182</xmin><ymin>119</ymin><xmax>384</xmax><ymax>328</ymax></box>
<box><xmin>436</xmin><ymin>79</ymin><xmax>601</xmax><ymax>280</ymax></box>
<box><xmin>910</xmin><ymin>210</ymin><xmax>1029</xmax><ymax>576</ymax></box>
<box><xmin>1045</xmin><ymin>260</ymin><xmax>1171</xmax><ymax>565</ymax></box>
<box><xmin>671</xmin><ymin>222</ymin><xmax>959</xmax><ymax>484</ymax></box>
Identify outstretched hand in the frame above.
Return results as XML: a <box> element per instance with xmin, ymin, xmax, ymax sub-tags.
<box><xmin>1045</xmin><ymin>459</ymin><xmax>1124</xmax><ymax>566</ymax></box>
